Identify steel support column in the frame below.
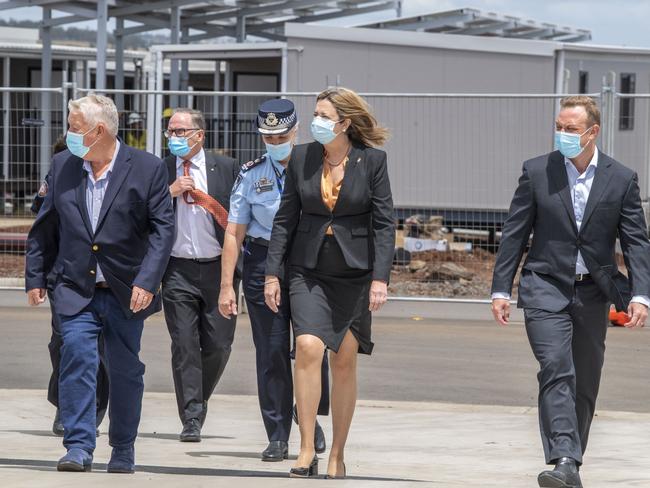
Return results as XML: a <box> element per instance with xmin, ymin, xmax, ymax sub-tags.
<box><xmin>96</xmin><ymin>0</ymin><xmax>108</xmax><ymax>90</ymax></box>
<box><xmin>115</xmin><ymin>18</ymin><xmax>125</xmax><ymax>110</ymax></box>
<box><xmin>40</xmin><ymin>7</ymin><xmax>52</xmax><ymax>181</ymax></box>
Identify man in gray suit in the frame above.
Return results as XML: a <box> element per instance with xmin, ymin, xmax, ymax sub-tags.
<box><xmin>491</xmin><ymin>96</ymin><xmax>650</xmax><ymax>488</ymax></box>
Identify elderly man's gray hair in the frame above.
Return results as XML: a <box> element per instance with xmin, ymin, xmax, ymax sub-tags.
<box><xmin>68</xmin><ymin>94</ymin><xmax>119</xmax><ymax>137</ymax></box>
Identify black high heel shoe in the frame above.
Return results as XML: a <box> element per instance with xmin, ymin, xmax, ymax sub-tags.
<box><xmin>325</xmin><ymin>462</ymin><xmax>346</xmax><ymax>479</ymax></box>
<box><xmin>289</xmin><ymin>456</ymin><xmax>318</xmax><ymax>478</ymax></box>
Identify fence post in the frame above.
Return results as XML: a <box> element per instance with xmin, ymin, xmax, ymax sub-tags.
<box><xmin>154</xmin><ymin>50</ymin><xmax>164</xmax><ymax>158</ymax></box>
<box><xmin>61</xmin><ymin>72</ymin><xmax>69</xmax><ymax>133</ymax></box>
<box><xmin>600</xmin><ymin>71</ymin><xmax>616</xmax><ymax>157</ymax></box>
<box><xmin>2</xmin><ymin>57</ymin><xmax>10</xmax><ymax>181</ymax></box>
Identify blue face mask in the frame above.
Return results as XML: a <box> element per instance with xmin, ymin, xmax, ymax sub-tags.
<box><xmin>554</xmin><ymin>126</ymin><xmax>593</xmax><ymax>159</ymax></box>
<box><xmin>66</xmin><ymin>125</ymin><xmax>98</xmax><ymax>159</ymax></box>
<box><xmin>265</xmin><ymin>140</ymin><xmax>293</xmax><ymax>161</ymax></box>
<box><xmin>168</xmin><ymin>134</ymin><xmax>198</xmax><ymax>158</ymax></box>
<box><xmin>311</xmin><ymin>116</ymin><xmax>341</xmax><ymax>145</ymax></box>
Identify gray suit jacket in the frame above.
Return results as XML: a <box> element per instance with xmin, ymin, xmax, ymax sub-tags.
<box><xmin>491</xmin><ymin>149</ymin><xmax>650</xmax><ymax>312</ymax></box>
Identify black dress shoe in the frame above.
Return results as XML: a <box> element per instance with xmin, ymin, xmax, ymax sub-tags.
<box><xmin>261</xmin><ymin>441</ymin><xmax>288</xmax><ymax>462</ymax></box>
<box><xmin>179</xmin><ymin>418</ymin><xmax>201</xmax><ymax>442</ymax></box>
<box><xmin>538</xmin><ymin>457</ymin><xmax>583</xmax><ymax>488</ymax></box>
<box><xmin>289</xmin><ymin>456</ymin><xmax>318</xmax><ymax>478</ymax></box>
<box><xmin>293</xmin><ymin>404</ymin><xmax>327</xmax><ymax>454</ymax></box>
<box><xmin>52</xmin><ymin>408</ymin><xmax>64</xmax><ymax>437</ymax></box>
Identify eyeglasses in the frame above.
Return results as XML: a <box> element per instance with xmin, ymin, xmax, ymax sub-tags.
<box><xmin>163</xmin><ymin>128</ymin><xmax>200</xmax><ymax>138</ymax></box>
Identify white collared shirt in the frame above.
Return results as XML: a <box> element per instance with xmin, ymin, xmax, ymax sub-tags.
<box><xmin>83</xmin><ymin>139</ymin><xmax>120</xmax><ymax>283</ymax></box>
<box><xmin>171</xmin><ymin>148</ymin><xmax>222</xmax><ymax>259</ymax></box>
<box><xmin>565</xmin><ymin>147</ymin><xmax>599</xmax><ymax>275</ymax></box>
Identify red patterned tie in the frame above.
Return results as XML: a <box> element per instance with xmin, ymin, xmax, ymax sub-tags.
<box><xmin>182</xmin><ymin>160</ymin><xmax>229</xmax><ymax>230</ymax></box>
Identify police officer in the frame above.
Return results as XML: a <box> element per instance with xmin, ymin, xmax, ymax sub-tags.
<box><xmin>219</xmin><ymin>99</ymin><xmax>328</xmax><ymax>461</ymax></box>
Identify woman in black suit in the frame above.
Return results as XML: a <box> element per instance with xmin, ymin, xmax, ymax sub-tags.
<box><xmin>264</xmin><ymin>87</ymin><xmax>395</xmax><ymax>478</ymax></box>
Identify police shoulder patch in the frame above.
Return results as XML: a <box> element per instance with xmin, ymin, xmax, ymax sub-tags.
<box><xmin>231</xmin><ymin>172</ymin><xmax>244</xmax><ymax>194</ymax></box>
<box><xmin>240</xmin><ymin>155</ymin><xmax>267</xmax><ymax>173</ymax></box>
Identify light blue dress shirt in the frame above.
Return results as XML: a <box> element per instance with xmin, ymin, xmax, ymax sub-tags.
<box><xmin>228</xmin><ymin>154</ymin><xmax>286</xmax><ymax>240</ymax></box>
<box><xmin>565</xmin><ymin>147</ymin><xmax>598</xmax><ymax>275</ymax></box>
<box><xmin>82</xmin><ymin>140</ymin><xmax>120</xmax><ymax>283</ymax></box>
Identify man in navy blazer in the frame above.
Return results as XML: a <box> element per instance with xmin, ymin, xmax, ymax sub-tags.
<box><xmin>26</xmin><ymin>94</ymin><xmax>174</xmax><ymax>474</ymax></box>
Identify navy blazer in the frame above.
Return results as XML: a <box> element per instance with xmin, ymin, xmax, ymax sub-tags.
<box><xmin>26</xmin><ymin>143</ymin><xmax>175</xmax><ymax>319</ymax></box>
<box><xmin>266</xmin><ymin>141</ymin><xmax>395</xmax><ymax>282</ymax></box>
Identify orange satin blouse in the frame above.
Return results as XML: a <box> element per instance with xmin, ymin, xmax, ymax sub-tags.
<box><xmin>321</xmin><ymin>157</ymin><xmax>348</xmax><ymax>235</ymax></box>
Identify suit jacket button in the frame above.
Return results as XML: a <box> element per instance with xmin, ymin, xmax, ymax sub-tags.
<box><xmin>576</xmin><ymin>239</ymin><xmax>581</xmax><ymax>246</ymax></box>
<box><xmin>92</xmin><ymin>244</ymin><xmax>99</xmax><ymax>252</ymax></box>
<box><xmin>90</xmin><ymin>269</ymin><xmax>96</xmax><ymax>275</ymax></box>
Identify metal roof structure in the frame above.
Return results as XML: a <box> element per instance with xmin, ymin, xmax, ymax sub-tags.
<box><xmin>0</xmin><ymin>0</ymin><xmax>399</xmax><ymax>89</ymax></box>
<box><xmin>357</xmin><ymin>7</ymin><xmax>592</xmax><ymax>43</ymax></box>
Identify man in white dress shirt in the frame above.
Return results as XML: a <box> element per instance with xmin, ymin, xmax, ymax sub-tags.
<box><xmin>163</xmin><ymin>108</ymin><xmax>240</xmax><ymax>442</ymax></box>
<box><xmin>491</xmin><ymin>96</ymin><xmax>650</xmax><ymax>488</ymax></box>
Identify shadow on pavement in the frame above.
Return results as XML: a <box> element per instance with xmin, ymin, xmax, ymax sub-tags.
<box><xmin>139</xmin><ymin>432</ymin><xmax>235</xmax><ymax>441</ymax></box>
<box><xmin>4</xmin><ymin>430</ymin><xmax>233</xmax><ymax>441</ymax></box>
<box><xmin>187</xmin><ymin>450</ymin><xmax>299</xmax><ymax>461</ymax></box>
<box><xmin>0</xmin><ymin>458</ymin><xmax>426</xmax><ymax>481</ymax></box>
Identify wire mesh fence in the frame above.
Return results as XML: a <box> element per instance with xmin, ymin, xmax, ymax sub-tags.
<box><xmin>1</xmin><ymin>87</ymin><xmax>647</xmax><ymax>299</ymax></box>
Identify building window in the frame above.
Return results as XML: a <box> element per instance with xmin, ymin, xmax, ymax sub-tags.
<box><xmin>579</xmin><ymin>71</ymin><xmax>588</xmax><ymax>94</ymax></box>
<box><xmin>619</xmin><ymin>73</ymin><xmax>636</xmax><ymax>131</ymax></box>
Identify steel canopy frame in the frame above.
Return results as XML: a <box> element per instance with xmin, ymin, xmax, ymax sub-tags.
<box><xmin>357</xmin><ymin>7</ymin><xmax>592</xmax><ymax>43</ymax></box>
<box><xmin>1</xmin><ymin>0</ymin><xmax>397</xmax><ymax>89</ymax></box>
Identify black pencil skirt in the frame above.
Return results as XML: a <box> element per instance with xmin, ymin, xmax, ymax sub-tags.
<box><xmin>289</xmin><ymin>235</ymin><xmax>374</xmax><ymax>355</ymax></box>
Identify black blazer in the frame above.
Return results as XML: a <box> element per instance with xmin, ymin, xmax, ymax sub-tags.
<box><xmin>266</xmin><ymin>141</ymin><xmax>395</xmax><ymax>282</ymax></box>
<box><xmin>26</xmin><ymin>144</ymin><xmax>175</xmax><ymax>319</ymax></box>
<box><xmin>164</xmin><ymin>150</ymin><xmax>239</xmax><ymax>247</ymax></box>
<box><xmin>491</xmin><ymin>149</ymin><xmax>650</xmax><ymax>312</ymax></box>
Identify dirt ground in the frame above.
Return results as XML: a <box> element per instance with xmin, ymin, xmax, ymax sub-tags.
<box><xmin>388</xmin><ymin>248</ymin><xmax>498</xmax><ymax>298</ymax></box>
<box><xmin>3</xmin><ymin>248</ymin><xmax>498</xmax><ymax>298</ymax></box>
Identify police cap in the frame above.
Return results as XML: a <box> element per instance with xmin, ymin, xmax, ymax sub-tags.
<box><xmin>256</xmin><ymin>98</ymin><xmax>297</xmax><ymax>135</ymax></box>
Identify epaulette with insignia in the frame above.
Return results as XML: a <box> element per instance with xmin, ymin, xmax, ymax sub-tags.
<box><xmin>232</xmin><ymin>156</ymin><xmax>267</xmax><ymax>194</ymax></box>
<box><xmin>240</xmin><ymin>155</ymin><xmax>266</xmax><ymax>173</ymax></box>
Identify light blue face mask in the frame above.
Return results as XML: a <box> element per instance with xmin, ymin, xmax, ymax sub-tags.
<box><xmin>310</xmin><ymin>116</ymin><xmax>341</xmax><ymax>145</ymax></box>
<box><xmin>265</xmin><ymin>140</ymin><xmax>293</xmax><ymax>161</ymax></box>
<box><xmin>66</xmin><ymin>125</ymin><xmax>98</xmax><ymax>159</ymax></box>
<box><xmin>554</xmin><ymin>126</ymin><xmax>593</xmax><ymax>159</ymax></box>
<box><xmin>168</xmin><ymin>132</ymin><xmax>199</xmax><ymax>158</ymax></box>
<box><xmin>168</xmin><ymin>136</ymin><xmax>195</xmax><ymax>157</ymax></box>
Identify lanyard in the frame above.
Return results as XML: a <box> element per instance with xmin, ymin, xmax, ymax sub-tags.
<box><xmin>271</xmin><ymin>164</ymin><xmax>285</xmax><ymax>195</ymax></box>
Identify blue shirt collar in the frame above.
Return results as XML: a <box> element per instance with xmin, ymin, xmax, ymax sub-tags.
<box><xmin>267</xmin><ymin>153</ymin><xmax>287</xmax><ymax>175</ymax></box>
<box><xmin>83</xmin><ymin>139</ymin><xmax>120</xmax><ymax>183</ymax></box>
<box><xmin>564</xmin><ymin>146</ymin><xmax>599</xmax><ymax>176</ymax></box>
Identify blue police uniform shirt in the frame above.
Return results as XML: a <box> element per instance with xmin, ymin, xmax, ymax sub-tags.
<box><xmin>228</xmin><ymin>153</ymin><xmax>287</xmax><ymax>240</ymax></box>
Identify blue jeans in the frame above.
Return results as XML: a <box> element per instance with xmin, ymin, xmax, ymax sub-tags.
<box><xmin>58</xmin><ymin>289</ymin><xmax>145</xmax><ymax>453</ymax></box>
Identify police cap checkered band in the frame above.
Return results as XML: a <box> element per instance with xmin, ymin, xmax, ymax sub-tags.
<box><xmin>256</xmin><ymin>98</ymin><xmax>297</xmax><ymax>135</ymax></box>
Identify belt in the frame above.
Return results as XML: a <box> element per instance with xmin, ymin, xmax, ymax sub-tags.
<box><xmin>171</xmin><ymin>256</ymin><xmax>220</xmax><ymax>263</ymax></box>
<box><xmin>95</xmin><ymin>281</ymin><xmax>110</xmax><ymax>289</ymax></box>
<box><xmin>575</xmin><ymin>273</ymin><xmax>592</xmax><ymax>282</ymax></box>
<box><xmin>246</xmin><ymin>236</ymin><xmax>270</xmax><ymax>247</ymax></box>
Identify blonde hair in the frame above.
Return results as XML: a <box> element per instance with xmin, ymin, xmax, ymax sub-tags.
<box><xmin>560</xmin><ymin>95</ymin><xmax>601</xmax><ymax>126</ymax></box>
<box><xmin>68</xmin><ymin>94</ymin><xmax>119</xmax><ymax>136</ymax></box>
<box><xmin>317</xmin><ymin>87</ymin><xmax>389</xmax><ymax>147</ymax></box>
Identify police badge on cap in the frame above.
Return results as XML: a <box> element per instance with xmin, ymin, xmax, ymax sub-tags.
<box><xmin>256</xmin><ymin>99</ymin><xmax>297</xmax><ymax>135</ymax></box>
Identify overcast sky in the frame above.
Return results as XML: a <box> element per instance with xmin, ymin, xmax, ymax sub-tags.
<box><xmin>4</xmin><ymin>0</ymin><xmax>650</xmax><ymax>47</ymax></box>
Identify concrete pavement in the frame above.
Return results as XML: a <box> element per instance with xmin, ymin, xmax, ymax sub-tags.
<box><xmin>1</xmin><ymin>390</ymin><xmax>650</xmax><ymax>487</ymax></box>
<box><xmin>1</xmin><ymin>298</ymin><xmax>650</xmax><ymax>487</ymax></box>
